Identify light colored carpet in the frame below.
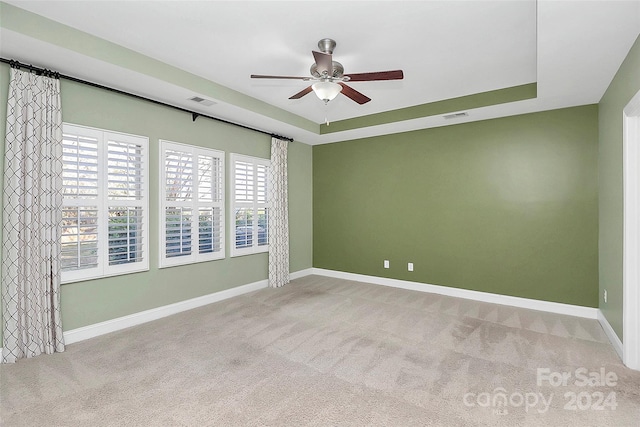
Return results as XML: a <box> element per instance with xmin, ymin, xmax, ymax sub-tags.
<box><xmin>1</xmin><ymin>275</ymin><xmax>639</xmax><ymax>426</ymax></box>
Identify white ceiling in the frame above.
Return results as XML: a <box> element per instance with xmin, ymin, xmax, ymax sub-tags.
<box><xmin>1</xmin><ymin>0</ymin><xmax>639</xmax><ymax>145</ymax></box>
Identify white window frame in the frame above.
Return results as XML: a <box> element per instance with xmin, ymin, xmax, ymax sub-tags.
<box><xmin>159</xmin><ymin>140</ymin><xmax>225</xmax><ymax>268</ymax></box>
<box><xmin>229</xmin><ymin>153</ymin><xmax>270</xmax><ymax>257</ymax></box>
<box><xmin>61</xmin><ymin>123</ymin><xmax>149</xmax><ymax>284</ymax></box>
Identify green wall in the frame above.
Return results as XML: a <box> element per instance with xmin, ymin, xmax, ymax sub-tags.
<box><xmin>314</xmin><ymin>106</ymin><xmax>599</xmax><ymax>307</ymax></box>
<box><xmin>0</xmin><ymin>62</ymin><xmax>313</xmax><ymax>335</ymax></box>
<box><xmin>598</xmin><ymin>35</ymin><xmax>640</xmax><ymax>341</ymax></box>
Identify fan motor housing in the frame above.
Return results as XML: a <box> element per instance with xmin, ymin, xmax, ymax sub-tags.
<box><xmin>310</xmin><ymin>61</ymin><xmax>344</xmax><ymax>79</ymax></box>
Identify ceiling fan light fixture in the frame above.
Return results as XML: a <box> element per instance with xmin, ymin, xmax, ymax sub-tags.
<box><xmin>312</xmin><ymin>81</ymin><xmax>342</xmax><ymax>103</ymax></box>
<box><xmin>251</xmin><ymin>38</ymin><xmax>403</xmax><ymax>105</ymax></box>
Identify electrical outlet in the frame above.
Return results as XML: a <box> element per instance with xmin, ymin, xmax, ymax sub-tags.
<box><xmin>384</xmin><ymin>260</ymin><xmax>389</xmax><ymax>269</ymax></box>
<box><xmin>408</xmin><ymin>262</ymin><xmax>414</xmax><ymax>272</ymax></box>
<box><xmin>604</xmin><ymin>289</ymin><xmax>607</xmax><ymax>303</ymax></box>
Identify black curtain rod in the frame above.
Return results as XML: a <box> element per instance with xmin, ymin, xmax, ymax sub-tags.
<box><xmin>0</xmin><ymin>57</ymin><xmax>293</xmax><ymax>142</ymax></box>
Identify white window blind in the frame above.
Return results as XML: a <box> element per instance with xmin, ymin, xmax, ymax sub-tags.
<box><xmin>61</xmin><ymin>130</ymin><xmax>100</xmax><ymax>274</ymax></box>
<box><xmin>61</xmin><ymin>124</ymin><xmax>149</xmax><ymax>283</ymax></box>
<box><xmin>160</xmin><ymin>140</ymin><xmax>224</xmax><ymax>267</ymax></box>
<box><xmin>230</xmin><ymin>154</ymin><xmax>270</xmax><ymax>257</ymax></box>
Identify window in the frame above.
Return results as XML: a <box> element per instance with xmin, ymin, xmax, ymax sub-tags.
<box><xmin>160</xmin><ymin>140</ymin><xmax>224</xmax><ymax>267</ymax></box>
<box><xmin>61</xmin><ymin>124</ymin><xmax>149</xmax><ymax>283</ymax></box>
<box><xmin>230</xmin><ymin>153</ymin><xmax>270</xmax><ymax>257</ymax></box>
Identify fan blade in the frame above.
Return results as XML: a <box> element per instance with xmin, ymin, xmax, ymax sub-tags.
<box><xmin>312</xmin><ymin>51</ymin><xmax>333</xmax><ymax>76</ymax></box>
<box><xmin>344</xmin><ymin>70</ymin><xmax>404</xmax><ymax>82</ymax></box>
<box><xmin>338</xmin><ymin>83</ymin><xmax>371</xmax><ymax>105</ymax></box>
<box><xmin>251</xmin><ymin>74</ymin><xmax>309</xmax><ymax>80</ymax></box>
<box><xmin>289</xmin><ymin>86</ymin><xmax>313</xmax><ymax>100</ymax></box>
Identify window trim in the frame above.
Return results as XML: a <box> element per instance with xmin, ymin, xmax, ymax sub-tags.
<box><xmin>159</xmin><ymin>140</ymin><xmax>225</xmax><ymax>268</ymax></box>
<box><xmin>229</xmin><ymin>153</ymin><xmax>270</xmax><ymax>258</ymax></box>
<box><xmin>61</xmin><ymin>123</ymin><xmax>149</xmax><ymax>284</ymax></box>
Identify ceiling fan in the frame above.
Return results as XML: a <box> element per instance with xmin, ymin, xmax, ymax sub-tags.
<box><xmin>251</xmin><ymin>38</ymin><xmax>404</xmax><ymax>105</ymax></box>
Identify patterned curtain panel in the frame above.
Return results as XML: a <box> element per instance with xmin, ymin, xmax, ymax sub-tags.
<box><xmin>268</xmin><ymin>138</ymin><xmax>290</xmax><ymax>288</ymax></box>
<box><xmin>2</xmin><ymin>67</ymin><xmax>65</xmax><ymax>363</ymax></box>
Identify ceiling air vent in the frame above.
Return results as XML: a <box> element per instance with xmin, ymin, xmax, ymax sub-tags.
<box><xmin>443</xmin><ymin>112</ymin><xmax>468</xmax><ymax>120</ymax></box>
<box><xmin>188</xmin><ymin>96</ymin><xmax>216</xmax><ymax>107</ymax></box>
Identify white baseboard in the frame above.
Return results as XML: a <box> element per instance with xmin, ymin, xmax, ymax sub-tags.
<box><xmin>64</xmin><ymin>267</ymin><xmax>316</xmax><ymax>345</ymax></box>
<box><xmin>311</xmin><ymin>268</ymin><xmax>599</xmax><ymax>319</ymax></box>
<box><xmin>64</xmin><ymin>278</ymin><xmax>269</xmax><ymax>345</ymax></box>
<box><xmin>597</xmin><ymin>309</ymin><xmax>623</xmax><ymax>359</ymax></box>
<box><xmin>2</xmin><ymin>268</ymin><xmax>610</xmax><ymax>357</ymax></box>
<box><xmin>2</xmin><ymin>269</ymin><xmax>318</xmax><ymax>356</ymax></box>
<box><xmin>290</xmin><ymin>268</ymin><xmax>313</xmax><ymax>280</ymax></box>
<box><xmin>303</xmin><ymin>269</ymin><xmax>625</xmax><ymax>365</ymax></box>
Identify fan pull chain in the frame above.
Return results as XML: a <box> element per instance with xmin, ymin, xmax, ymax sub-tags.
<box><xmin>325</xmin><ymin>103</ymin><xmax>330</xmax><ymax>126</ymax></box>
